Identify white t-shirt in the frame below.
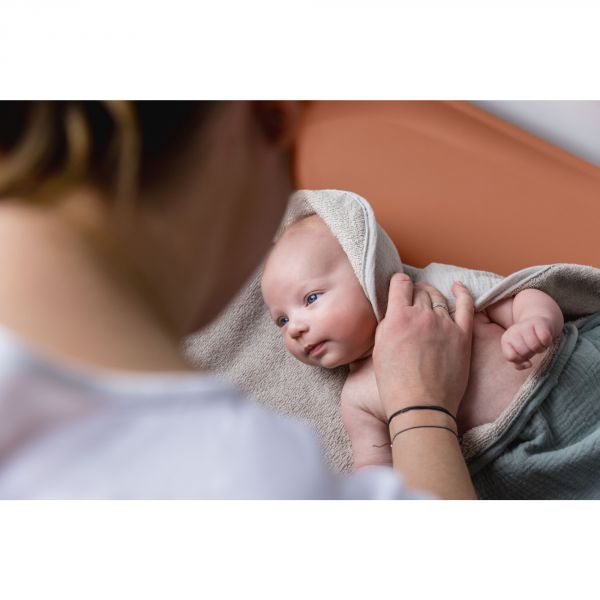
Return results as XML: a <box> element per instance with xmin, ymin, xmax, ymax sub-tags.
<box><xmin>0</xmin><ymin>326</ymin><xmax>425</xmax><ymax>499</ymax></box>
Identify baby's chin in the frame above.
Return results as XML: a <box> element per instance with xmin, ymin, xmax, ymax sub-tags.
<box><xmin>295</xmin><ymin>345</ymin><xmax>371</xmax><ymax>370</ymax></box>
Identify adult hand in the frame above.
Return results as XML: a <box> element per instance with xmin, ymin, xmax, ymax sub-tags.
<box><xmin>371</xmin><ymin>273</ymin><xmax>477</xmax><ymax>499</ymax></box>
<box><xmin>373</xmin><ymin>273</ymin><xmax>474</xmax><ymax>419</ymax></box>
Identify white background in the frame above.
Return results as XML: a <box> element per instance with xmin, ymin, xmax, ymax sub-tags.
<box><xmin>1</xmin><ymin>1</ymin><xmax>599</xmax><ymax>599</ymax></box>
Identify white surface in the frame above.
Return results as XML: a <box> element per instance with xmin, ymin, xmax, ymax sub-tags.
<box><xmin>471</xmin><ymin>101</ymin><xmax>600</xmax><ymax>167</ymax></box>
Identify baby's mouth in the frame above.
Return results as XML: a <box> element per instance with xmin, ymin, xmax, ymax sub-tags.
<box><xmin>305</xmin><ymin>341</ymin><xmax>326</xmax><ymax>357</ymax></box>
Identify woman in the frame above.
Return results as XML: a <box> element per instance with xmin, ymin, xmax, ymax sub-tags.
<box><xmin>0</xmin><ymin>101</ymin><xmax>475</xmax><ymax>498</ymax></box>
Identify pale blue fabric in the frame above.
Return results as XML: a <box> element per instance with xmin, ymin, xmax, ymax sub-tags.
<box><xmin>0</xmin><ymin>326</ymin><xmax>419</xmax><ymax>499</ymax></box>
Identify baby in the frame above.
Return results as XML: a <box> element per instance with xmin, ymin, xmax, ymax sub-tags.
<box><xmin>260</xmin><ymin>214</ymin><xmax>564</xmax><ymax>469</ymax></box>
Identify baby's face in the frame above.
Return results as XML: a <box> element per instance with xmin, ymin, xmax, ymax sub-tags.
<box><xmin>261</xmin><ymin>215</ymin><xmax>377</xmax><ymax>369</ymax></box>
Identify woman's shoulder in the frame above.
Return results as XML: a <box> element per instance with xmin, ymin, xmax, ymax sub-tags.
<box><xmin>0</xmin><ymin>326</ymin><xmax>416</xmax><ymax>499</ymax></box>
<box><xmin>0</xmin><ymin>325</ymin><xmax>323</xmax><ymax>497</ymax></box>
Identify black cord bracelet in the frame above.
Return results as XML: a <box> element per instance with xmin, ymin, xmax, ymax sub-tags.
<box><xmin>390</xmin><ymin>425</ymin><xmax>460</xmax><ymax>445</ymax></box>
<box><xmin>387</xmin><ymin>404</ymin><xmax>457</xmax><ymax>427</ymax></box>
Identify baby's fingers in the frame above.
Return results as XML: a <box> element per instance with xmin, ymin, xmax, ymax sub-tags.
<box><xmin>502</xmin><ymin>338</ymin><xmax>524</xmax><ymax>362</ymax></box>
<box><xmin>521</xmin><ymin>324</ymin><xmax>549</xmax><ymax>354</ymax></box>
<box><xmin>502</xmin><ymin>339</ymin><xmax>533</xmax><ymax>370</ymax></box>
<box><xmin>514</xmin><ymin>359</ymin><xmax>532</xmax><ymax>370</ymax></box>
<box><xmin>533</xmin><ymin>321</ymin><xmax>555</xmax><ymax>348</ymax></box>
<box><xmin>502</xmin><ymin>331</ymin><xmax>536</xmax><ymax>363</ymax></box>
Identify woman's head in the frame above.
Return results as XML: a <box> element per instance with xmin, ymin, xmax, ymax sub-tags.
<box><xmin>261</xmin><ymin>215</ymin><xmax>378</xmax><ymax>369</ymax></box>
<box><xmin>0</xmin><ymin>101</ymin><xmax>301</xmax><ymax>335</ymax></box>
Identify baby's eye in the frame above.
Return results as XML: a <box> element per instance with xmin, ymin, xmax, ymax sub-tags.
<box><xmin>306</xmin><ymin>292</ymin><xmax>321</xmax><ymax>305</ymax></box>
<box><xmin>276</xmin><ymin>316</ymin><xmax>289</xmax><ymax>327</ymax></box>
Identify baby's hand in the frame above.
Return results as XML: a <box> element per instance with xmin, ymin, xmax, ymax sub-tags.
<box><xmin>501</xmin><ymin>316</ymin><xmax>556</xmax><ymax>370</ymax></box>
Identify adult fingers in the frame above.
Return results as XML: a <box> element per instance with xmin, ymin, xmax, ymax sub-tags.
<box><xmin>386</xmin><ymin>273</ymin><xmax>414</xmax><ymax>317</ymax></box>
<box><xmin>414</xmin><ymin>282</ymin><xmax>448</xmax><ymax>306</ymax></box>
<box><xmin>413</xmin><ymin>287</ymin><xmax>433</xmax><ymax>309</ymax></box>
<box><xmin>452</xmin><ymin>282</ymin><xmax>474</xmax><ymax>336</ymax></box>
<box><xmin>415</xmin><ymin>282</ymin><xmax>452</xmax><ymax>316</ymax></box>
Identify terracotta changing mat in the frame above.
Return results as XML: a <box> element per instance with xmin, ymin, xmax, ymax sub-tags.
<box><xmin>294</xmin><ymin>101</ymin><xmax>600</xmax><ymax>275</ymax></box>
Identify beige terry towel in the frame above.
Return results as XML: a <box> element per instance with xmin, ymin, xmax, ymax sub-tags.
<box><xmin>185</xmin><ymin>190</ymin><xmax>401</xmax><ymax>471</ymax></box>
<box><xmin>275</xmin><ymin>189</ymin><xmax>402</xmax><ymax>321</ymax></box>
<box><xmin>185</xmin><ymin>189</ymin><xmax>600</xmax><ymax>472</ymax></box>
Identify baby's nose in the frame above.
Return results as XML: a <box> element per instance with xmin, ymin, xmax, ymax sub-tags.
<box><xmin>288</xmin><ymin>318</ymin><xmax>309</xmax><ymax>339</ymax></box>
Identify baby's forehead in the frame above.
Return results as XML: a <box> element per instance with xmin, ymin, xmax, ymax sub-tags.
<box><xmin>277</xmin><ymin>215</ymin><xmax>342</xmax><ymax>255</ymax></box>
<box><xmin>263</xmin><ymin>216</ymin><xmax>347</xmax><ymax>281</ymax></box>
<box><xmin>281</xmin><ymin>214</ymin><xmax>333</xmax><ymax>243</ymax></box>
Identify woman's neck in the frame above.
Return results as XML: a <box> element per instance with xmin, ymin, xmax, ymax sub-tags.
<box><xmin>0</xmin><ymin>198</ymin><xmax>197</xmax><ymax>373</ymax></box>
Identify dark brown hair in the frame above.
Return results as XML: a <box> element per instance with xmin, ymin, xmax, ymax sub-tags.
<box><xmin>0</xmin><ymin>101</ymin><xmax>219</xmax><ymax>203</ymax></box>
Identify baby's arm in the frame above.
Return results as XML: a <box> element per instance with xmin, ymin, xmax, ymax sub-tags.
<box><xmin>486</xmin><ymin>289</ymin><xmax>564</xmax><ymax>369</ymax></box>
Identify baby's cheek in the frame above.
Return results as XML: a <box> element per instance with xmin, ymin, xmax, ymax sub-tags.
<box><xmin>283</xmin><ymin>337</ymin><xmax>295</xmax><ymax>355</ymax></box>
<box><xmin>345</xmin><ymin>310</ymin><xmax>376</xmax><ymax>346</ymax></box>
<box><xmin>284</xmin><ymin>338</ymin><xmax>310</xmax><ymax>365</ymax></box>
<box><xmin>326</xmin><ymin>341</ymin><xmax>360</xmax><ymax>368</ymax></box>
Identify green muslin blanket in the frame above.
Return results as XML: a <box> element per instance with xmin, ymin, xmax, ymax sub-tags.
<box><xmin>185</xmin><ymin>189</ymin><xmax>600</xmax><ymax>499</ymax></box>
<box><xmin>469</xmin><ymin>312</ymin><xmax>600</xmax><ymax>499</ymax></box>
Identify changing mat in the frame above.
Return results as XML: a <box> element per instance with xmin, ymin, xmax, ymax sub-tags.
<box><xmin>184</xmin><ymin>189</ymin><xmax>600</xmax><ymax>478</ymax></box>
